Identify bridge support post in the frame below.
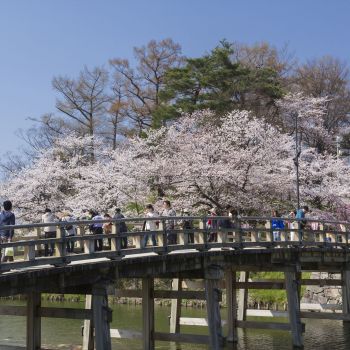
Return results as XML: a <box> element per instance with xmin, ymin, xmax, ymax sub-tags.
<box><xmin>26</xmin><ymin>291</ymin><xmax>41</xmax><ymax>350</ymax></box>
<box><xmin>142</xmin><ymin>277</ymin><xmax>154</xmax><ymax>350</ymax></box>
<box><xmin>237</xmin><ymin>271</ymin><xmax>249</xmax><ymax>321</ymax></box>
<box><xmin>205</xmin><ymin>265</ymin><xmax>224</xmax><ymax>350</ymax></box>
<box><xmin>92</xmin><ymin>285</ymin><xmax>112</xmax><ymax>350</ymax></box>
<box><xmin>226</xmin><ymin>268</ymin><xmax>237</xmax><ymax>343</ymax></box>
<box><xmin>82</xmin><ymin>295</ymin><xmax>94</xmax><ymax>350</ymax></box>
<box><xmin>342</xmin><ymin>269</ymin><xmax>350</xmax><ymax>322</ymax></box>
<box><xmin>170</xmin><ymin>278</ymin><xmax>182</xmax><ymax>333</ymax></box>
<box><xmin>285</xmin><ymin>271</ymin><xmax>303</xmax><ymax>348</ymax></box>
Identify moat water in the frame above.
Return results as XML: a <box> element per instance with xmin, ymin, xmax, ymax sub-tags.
<box><xmin>0</xmin><ymin>300</ymin><xmax>349</xmax><ymax>349</ymax></box>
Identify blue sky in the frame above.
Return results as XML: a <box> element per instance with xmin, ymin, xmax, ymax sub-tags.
<box><xmin>0</xmin><ymin>0</ymin><xmax>349</xmax><ymax>156</ymax></box>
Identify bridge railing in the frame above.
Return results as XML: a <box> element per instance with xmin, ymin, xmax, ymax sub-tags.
<box><xmin>0</xmin><ymin>216</ymin><xmax>349</xmax><ymax>272</ymax></box>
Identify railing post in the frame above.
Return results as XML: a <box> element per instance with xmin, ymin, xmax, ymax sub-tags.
<box><xmin>178</xmin><ymin>227</ymin><xmax>185</xmax><ymax>246</ymax></box>
<box><xmin>55</xmin><ymin>226</ymin><xmax>65</xmax><ymax>257</ymax></box>
<box><xmin>236</xmin><ymin>218</ymin><xmax>243</xmax><ymax>246</ymax></box>
<box><xmin>36</xmin><ymin>227</ymin><xmax>42</xmax><ymax>256</ymax></box>
<box><xmin>265</xmin><ymin>220</ymin><xmax>272</xmax><ymax>243</ymax></box>
<box><xmin>133</xmin><ymin>227</ymin><xmax>142</xmax><ymax>249</ymax></box>
<box><xmin>196</xmin><ymin>218</ymin><xmax>206</xmax><ymax>246</ymax></box>
<box><xmin>110</xmin><ymin>222</ymin><xmax>120</xmax><ymax>253</ymax></box>
<box><xmin>205</xmin><ymin>265</ymin><xmax>225</xmax><ymax>349</ymax></box>
<box><xmin>318</xmin><ymin>223</ymin><xmax>324</xmax><ymax>243</ymax></box>
<box><xmin>76</xmin><ymin>225</ymin><xmax>85</xmax><ymax>251</ymax></box>
<box><xmin>26</xmin><ymin>243</ymin><xmax>36</xmax><ymax>261</ymax></box>
<box><xmin>84</xmin><ymin>231</ymin><xmax>95</xmax><ymax>254</ymax></box>
<box><xmin>157</xmin><ymin>220</ymin><xmax>165</xmax><ymax>251</ymax></box>
<box><xmin>217</xmin><ymin>223</ymin><xmax>227</xmax><ymax>244</ymax></box>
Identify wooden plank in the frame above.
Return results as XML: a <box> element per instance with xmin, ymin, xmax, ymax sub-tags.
<box><xmin>0</xmin><ymin>305</ymin><xmax>26</xmax><ymax>316</ymax></box>
<box><xmin>170</xmin><ymin>278</ymin><xmax>182</xmax><ymax>333</ymax></box>
<box><xmin>26</xmin><ymin>291</ymin><xmax>41</xmax><ymax>350</ymax></box>
<box><xmin>40</xmin><ymin>307</ymin><xmax>92</xmax><ymax>319</ymax></box>
<box><xmin>115</xmin><ymin>289</ymin><xmax>214</xmax><ymax>301</ymax></box>
<box><xmin>110</xmin><ymin>328</ymin><xmax>142</xmax><ymax>339</ymax></box>
<box><xmin>236</xmin><ymin>320</ymin><xmax>291</xmax><ymax>331</ymax></box>
<box><xmin>300</xmin><ymin>303</ymin><xmax>341</xmax><ymax>311</ymax></box>
<box><xmin>180</xmin><ymin>317</ymin><xmax>227</xmax><ymax>326</ymax></box>
<box><xmin>246</xmin><ymin>309</ymin><xmax>288</xmax><ymax>317</ymax></box>
<box><xmin>154</xmin><ymin>332</ymin><xmax>209</xmax><ymax>344</ymax></box>
<box><xmin>142</xmin><ymin>277</ymin><xmax>154</xmax><ymax>350</ymax></box>
<box><xmin>300</xmin><ymin>311</ymin><xmax>350</xmax><ymax>321</ymax></box>
<box><xmin>236</xmin><ymin>281</ymin><xmax>284</xmax><ymax>289</ymax></box>
<box><xmin>285</xmin><ymin>271</ymin><xmax>303</xmax><ymax>348</ymax></box>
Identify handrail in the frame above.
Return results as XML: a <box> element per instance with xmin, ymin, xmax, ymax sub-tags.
<box><xmin>0</xmin><ymin>216</ymin><xmax>349</xmax><ymax>274</ymax></box>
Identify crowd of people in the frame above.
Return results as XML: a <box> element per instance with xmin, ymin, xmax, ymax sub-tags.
<box><xmin>0</xmin><ymin>199</ymin><xmax>347</xmax><ymax>260</ymax></box>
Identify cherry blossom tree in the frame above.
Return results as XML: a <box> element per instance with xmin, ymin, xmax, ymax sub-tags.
<box><xmin>1</xmin><ymin>103</ymin><xmax>349</xmax><ymax>221</ymax></box>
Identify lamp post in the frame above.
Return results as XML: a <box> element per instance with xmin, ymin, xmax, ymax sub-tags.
<box><xmin>293</xmin><ymin>112</ymin><xmax>301</xmax><ymax>211</ymax></box>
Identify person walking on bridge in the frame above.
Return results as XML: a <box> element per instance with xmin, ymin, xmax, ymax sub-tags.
<box><xmin>114</xmin><ymin>208</ymin><xmax>128</xmax><ymax>249</ymax></box>
<box><xmin>0</xmin><ymin>200</ymin><xmax>15</xmax><ymax>262</ymax></box>
<box><xmin>42</xmin><ymin>208</ymin><xmax>57</xmax><ymax>256</ymax></box>
<box><xmin>161</xmin><ymin>200</ymin><xmax>177</xmax><ymax>245</ymax></box>
<box><xmin>0</xmin><ymin>200</ymin><xmax>15</xmax><ymax>243</ymax></box>
<box><xmin>142</xmin><ymin>204</ymin><xmax>158</xmax><ymax>248</ymax></box>
<box><xmin>296</xmin><ymin>206</ymin><xmax>309</xmax><ymax>240</ymax></box>
<box><xmin>90</xmin><ymin>211</ymin><xmax>104</xmax><ymax>251</ymax></box>
<box><xmin>271</xmin><ymin>210</ymin><xmax>284</xmax><ymax>242</ymax></box>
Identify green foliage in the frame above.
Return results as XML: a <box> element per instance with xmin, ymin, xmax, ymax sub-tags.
<box><xmin>153</xmin><ymin>40</ymin><xmax>284</xmax><ymax>127</ymax></box>
<box><xmin>248</xmin><ymin>272</ymin><xmax>311</xmax><ymax>304</ymax></box>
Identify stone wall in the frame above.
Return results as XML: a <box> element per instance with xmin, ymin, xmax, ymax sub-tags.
<box><xmin>301</xmin><ymin>272</ymin><xmax>342</xmax><ymax>305</ymax></box>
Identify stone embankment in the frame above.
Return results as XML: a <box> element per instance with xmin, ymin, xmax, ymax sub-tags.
<box><xmin>301</xmin><ymin>272</ymin><xmax>342</xmax><ymax>305</ymax></box>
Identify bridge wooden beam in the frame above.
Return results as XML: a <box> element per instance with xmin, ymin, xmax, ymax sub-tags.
<box><xmin>142</xmin><ymin>277</ymin><xmax>155</xmax><ymax>350</ymax></box>
<box><xmin>225</xmin><ymin>267</ymin><xmax>237</xmax><ymax>343</ymax></box>
<box><xmin>82</xmin><ymin>295</ymin><xmax>94</xmax><ymax>350</ymax></box>
<box><xmin>285</xmin><ymin>270</ymin><xmax>303</xmax><ymax>348</ymax></box>
<box><xmin>26</xmin><ymin>291</ymin><xmax>41</xmax><ymax>350</ymax></box>
<box><xmin>92</xmin><ymin>285</ymin><xmax>112</xmax><ymax>350</ymax></box>
<box><xmin>169</xmin><ymin>278</ymin><xmax>182</xmax><ymax>334</ymax></box>
<box><xmin>237</xmin><ymin>271</ymin><xmax>249</xmax><ymax>321</ymax></box>
<box><xmin>205</xmin><ymin>265</ymin><xmax>225</xmax><ymax>350</ymax></box>
<box><xmin>342</xmin><ymin>269</ymin><xmax>350</xmax><ymax>323</ymax></box>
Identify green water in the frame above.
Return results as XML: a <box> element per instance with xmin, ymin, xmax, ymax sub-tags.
<box><xmin>0</xmin><ymin>300</ymin><xmax>350</xmax><ymax>349</ymax></box>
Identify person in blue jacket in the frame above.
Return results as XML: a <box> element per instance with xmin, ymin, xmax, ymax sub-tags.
<box><xmin>271</xmin><ymin>210</ymin><xmax>284</xmax><ymax>242</ymax></box>
<box><xmin>296</xmin><ymin>206</ymin><xmax>309</xmax><ymax>240</ymax></box>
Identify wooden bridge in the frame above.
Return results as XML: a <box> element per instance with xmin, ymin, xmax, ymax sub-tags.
<box><xmin>0</xmin><ymin>215</ymin><xmax>350</xmax><ymax>349</ymax></box>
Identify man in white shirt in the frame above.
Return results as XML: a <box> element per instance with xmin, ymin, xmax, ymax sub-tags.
<box><xmin>142</xmin><ymin>204</ymin><xmax>158</xmax><ymax>248</ymax></box>
<box><xmin>42</xmin><ymin>208</ymin><xmax>57</xmax><ymax>256</ymax></box>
